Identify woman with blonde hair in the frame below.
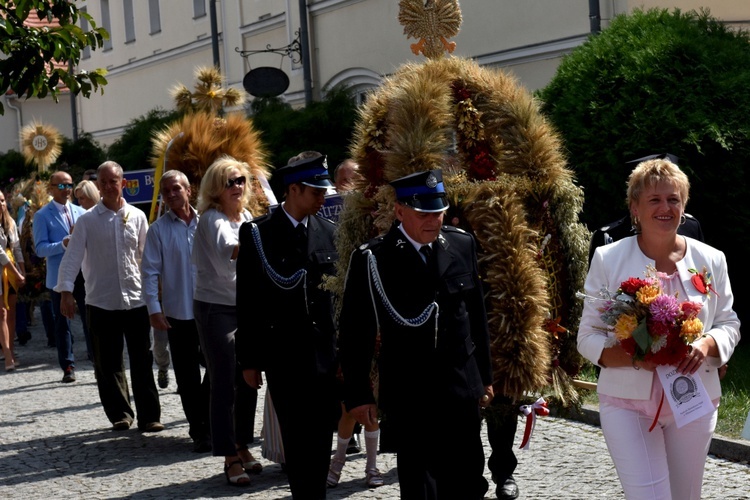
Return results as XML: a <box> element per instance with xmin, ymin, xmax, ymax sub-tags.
<box><xmin>192</xmin><ymin>156</ymin><xmax>260</xmax><ymax>486</ymax></box>
<box><xmin>578</xmin><ymin>158</ymin><xmax>740</xmax><ymax>499</ymax></box>
<box><xmin>74</xmin><ymin>180</ymin><xmax>100</xmax><ymax>210</ymax></box>
<box><xmin>0</xmin><ymin>190</ymin><xmax>26</xmax><ymax>371</ymax></box>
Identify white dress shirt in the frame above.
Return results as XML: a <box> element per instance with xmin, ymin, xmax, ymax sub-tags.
<box><xmin>141</xmin><ymin>207</ymin><xmax>198</xmax><ymax>320</ymax></box>
<box><xmin>55</xmin><ymin>200</ymin><xmax>148</xmax><ymax>310</ymax></box>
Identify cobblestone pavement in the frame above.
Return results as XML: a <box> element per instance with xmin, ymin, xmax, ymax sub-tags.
<box><xmin>1</xmin><ymin>314</ymin><xmax>749</xmax><ymax>499</ymax></box>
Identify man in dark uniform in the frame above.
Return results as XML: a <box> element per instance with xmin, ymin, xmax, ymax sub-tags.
<box><xmin>236</xmin><ymin>153</ymin><xmax>339</xmax><ymax>499</ymax></box>
<box><xmin>338</xmin><ymin>169</ymin><xmax>494</xmax><ymax>500</ymax></box>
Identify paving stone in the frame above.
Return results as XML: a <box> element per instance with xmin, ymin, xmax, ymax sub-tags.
<box><xmin>1</xmin><ymin>309</ymin><xmax>748</xmax><ymax>499</ymax></box>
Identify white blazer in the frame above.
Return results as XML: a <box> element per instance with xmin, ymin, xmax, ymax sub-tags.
<box><xmin>578</xmin><ymin>236</ymin><xmax>740</xmax><ymax>400</ymax></box>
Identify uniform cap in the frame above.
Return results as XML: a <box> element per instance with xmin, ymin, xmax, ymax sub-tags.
<box><xmin>390</xmin><ymin>169</ymin><xmax>449</xmax><ymax>213</ymax></box>
<box><xmin>276</xmin><ymin>155</ymin><xmax>333</xmax><ymax>188</ymax></box>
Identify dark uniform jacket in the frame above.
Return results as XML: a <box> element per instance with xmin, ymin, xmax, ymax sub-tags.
<box><xmin>236</xmin><ymin>207</ymin><xmax>338</xmax><ymax>377</ymax></box>
<box><xmin>588</xmin><ymin>212</ymin><xmax>704</xmax><ymax>264</ymax></box>
<box><xmin>339</xmin><ymin>223</ymin><xmax>493</xmax><ymax>415</ymax></box>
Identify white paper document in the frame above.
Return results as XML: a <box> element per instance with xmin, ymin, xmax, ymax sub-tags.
<box><xmin>656</xmin><ymin>365</ymin><xmax>714</xmax><ymax>428</ymax></box>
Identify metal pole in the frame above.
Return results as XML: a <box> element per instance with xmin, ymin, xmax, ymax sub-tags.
<box><xmin>588</xmin><ymin>0</ymin><xmax>601</xmax><ymax>34</ymax></box>
<box><xmin>298</xmin><ymin>0</ymin><xmax>313</xmax><ymax>105</ymax></box>
<box><xmin>210</xmin><ymin>0</ymin><xmax>221</xmax><ymax>70</ymax></box>
<box><xmin>69</xmin><ymin>60</ymin><xmax>79</xmax><ymax>141</ymax></box>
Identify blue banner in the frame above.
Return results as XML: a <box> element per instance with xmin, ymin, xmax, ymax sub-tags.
<box><xmin>122</xmin><ymin>168</ymin><xmax>156</xmax><ymax>205</ymax></box>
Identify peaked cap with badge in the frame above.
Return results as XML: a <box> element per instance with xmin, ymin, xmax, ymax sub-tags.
<box><xmin>390</xmin><ymin>169</ymin><xmax>449</xmax><ymax>213</ymax></box>
<box><xmin>276</xmin><ymin>155</ymin><xmax>333</xmax><ymax>188</ymax></box>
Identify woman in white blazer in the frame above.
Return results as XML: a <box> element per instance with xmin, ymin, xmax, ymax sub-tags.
<box><xmin>578</xmin><ymin>158</ymin><xmax>740</xmax><ymax>500</ymax></box>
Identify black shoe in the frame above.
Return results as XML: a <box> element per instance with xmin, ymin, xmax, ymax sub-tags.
<box><xmin>62</xmin><ymin>367</ymin><xmax>76</xmax><ymax>383</ymax></box>
<box><xmin>193</xmin><ymin>437</ymin><xmax>212</xmax><ymax>453</ymax></box>
<box><xmin>157</xmin><ymin>369</ymin><xmax>169</xmax><ymax>389</ymax></box>
<box><xmin>18</xmin><ymin>331</ymin><xmax>31</xmax><ymax>346</ymax></box>
<box><xmin>496</xmin><ymin>476</ymin><xmax>519</xmax><ymax>500</ymax></box>
<box><xmin>346</xmin><ymin>434</ymin><xmax>361</xmax><ymax>454</ymax></box>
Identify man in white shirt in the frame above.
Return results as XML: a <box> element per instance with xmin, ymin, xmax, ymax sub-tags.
<box><xmin>57</xmin><ymin>161</ymin><xmax>163</xmax><ymax>432</ymax></box>
<box><xmin>33</xmin><ymin>171</ymin><xmax>85</xmax><ymax>383</ymax></box>
<box><xmin>141</xmin><ymin>170</ymin><xmax>210</xmax><ymax>451</ymax></box>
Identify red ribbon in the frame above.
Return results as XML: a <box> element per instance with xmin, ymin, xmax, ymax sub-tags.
<box><xmin>519</xmin><ymin>397</ymin><xmax>550</xmax><ymax>450</ymax></box>
<box><xmin>649</xmin><ymin>390</ymin><xmax>665</xmax><ymax>432</ymax></box>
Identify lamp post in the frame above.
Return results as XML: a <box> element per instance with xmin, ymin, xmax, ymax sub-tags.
<box><xmin>298</xmin><ymin>0</ymin><xmax>313</xmax><ymax>105</ymax></box>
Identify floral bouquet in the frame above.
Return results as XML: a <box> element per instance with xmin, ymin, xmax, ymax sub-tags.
<box><xmin>588</xmin><ymin>267</ymin><xmax>704</xmax><ymax>366</ymax></box>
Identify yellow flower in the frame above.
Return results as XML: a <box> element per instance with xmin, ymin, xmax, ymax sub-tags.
<box><xmin>614</xmin><ymin>314</ymin><xmax>638</xmax><ymax>340</ymax></box>
<box><xmin>681</xmin><ymin>318</ymin><xmax>704</xmax><ymax>343</ymax></box>
<box><xmin>636</xmin><ymin>285</ymin><xmax>660</xmax><ymax>305</ymax></box>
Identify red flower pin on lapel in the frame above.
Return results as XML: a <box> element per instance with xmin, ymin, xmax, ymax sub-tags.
<box><xmin>688</xmin><ymin>266</ymin><xmax>719</xmax><ymax>298</ymax></box>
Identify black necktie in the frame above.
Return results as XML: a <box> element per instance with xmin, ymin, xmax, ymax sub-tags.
<box><xmin>419</xmin><ymin>244</ymin><xmax>432</xmax><ymax>265</ymax></box>
<box><xmin>295</xmin><ymin>223</ymin><xmax>308</xmax><ymax>239</ymax></box>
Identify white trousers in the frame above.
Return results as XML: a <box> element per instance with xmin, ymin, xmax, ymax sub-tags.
<box><xmin>600</xmin><ymin>401</ymin><xmax>717</xmax><ymax>500</ymax></box>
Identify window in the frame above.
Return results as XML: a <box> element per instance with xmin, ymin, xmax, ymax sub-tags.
<box><xmin>80</xmin><ymin>7</ymin><xmax>91</xmax><ymax>59</ymax></box>
<box><xmin>100</xmin><ymin>0</ymin><xmax>112</xmax><ymax>50</ymax></box>
<box><xmin>124</xmin><ymin>0</ymin><xmax>135</xmax><ymax>43</ymax></box>
<box><xmin>149</xmin><ymin>0</ymin><xmax>161</xmax><ymax>34</ymax></box>
<box><xmin>194</xmin><ymin>0</ymin><xmax>206</xmax><ymax>18</ymax></box>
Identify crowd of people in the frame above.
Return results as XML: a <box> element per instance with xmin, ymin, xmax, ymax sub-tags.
<box><xmin>0</xmin><ymin>154</ymin><xmax>739</xmax><ymax>500</ymax></box>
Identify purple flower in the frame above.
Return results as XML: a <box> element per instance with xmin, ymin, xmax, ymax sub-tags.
<box><xmin>649</xmin><ymin>294</ymin><xmax>680</xmax><ymax>323</ymax></box>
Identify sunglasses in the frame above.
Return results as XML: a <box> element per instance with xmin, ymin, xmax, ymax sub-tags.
<box><xmin>57</xmin><ymin>183</ymin><xmax>74</xmax><ymax>189</ymax></box>
<box><xmin>225</xmin><ymin>176</ymin><xmax>247</xmax><ymax>189</ymax></box>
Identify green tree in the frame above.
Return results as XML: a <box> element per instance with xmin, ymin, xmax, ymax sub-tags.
<box><xmin>52</xmin><ymin>133</ymin><xmax>106</xmax><ymax>180</ymax></box>
<box><xmin>538</xmin><ymin>8</ymin><xmax>750</xmax><ymax>326</ymax></box>
<box><xmin>0</xmin><ymin>148</ymin><xmax>31</xmax><ymax>187</ymax></box>
<box><xmin>0</xmin><ymin>0</ymin><xmax>109</xmax><ymax>115</ymax></box>
<box><xmin>250</xmin><ymin>85</ymin><xmax>359</xmax><ymax>169</ymax></box>
<box><xmin>107</xmin><ymin>108</ymin><xmax>180</xmax><ymax>170</ymax></box>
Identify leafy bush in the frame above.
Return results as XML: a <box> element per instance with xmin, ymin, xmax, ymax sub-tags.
<box><xmin>250</xmin><ymin>85</ymin><xmax>358</xmax><ymax>170</ymax></box>
<box><xmin>538</xmin><ymin>8</ymin><xmax>750</xmax><ymax>329</ymax></box>
<box><xmin>0</xmin><ymin>149</ymin><xmax>32</xmax><ymax>188</ymax></box>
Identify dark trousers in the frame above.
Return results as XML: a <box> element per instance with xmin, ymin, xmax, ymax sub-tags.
<box><xmin>392</xmin><ymin>396</ymin><xmax>488</xmax><ymax>500</ymax></box>
<box><xmin>73</xmin><ymin>272</ymin><xmax>92</xmax><ymax>361</ymax></box>
<box><xmin>51</xmin><ymin>290</ymin><xmax>75</xmax><ymax>372</ymax></box>
<box><xmin>267</xmin><ymin>369</ymin><xmax>338</xmax><ymax>500</ymax></box>
<box><xmin>194</xmin><ymin>300</ymin><xmax>257</xmax><ymax>456</ymax></box>
<box><xmin>486</xmin><ymin>396</ymin><xmax>519</xmax><ymax>483</ymax></box>
<box><xmin>88</xmin><ymin>305</ymin><xmax>161</xmax><ymax>426</ymax></box>
<box><xmin>166</xmin><ymin>317</ymin><xmax>210</xmax><ymax>441</ymax></box>
<box><xmin>40</xmin><ymin>299</ymin><xmax>55</xmax><ymax>345</ymax></box>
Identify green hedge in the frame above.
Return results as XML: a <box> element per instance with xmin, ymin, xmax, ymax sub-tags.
<box><xmin>538</xmin><ymin>8</ymin><xmax>750</xmax><ymax>327</ymax></box>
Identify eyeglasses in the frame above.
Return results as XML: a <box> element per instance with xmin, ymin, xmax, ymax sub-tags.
<box><xmin>225</xmin><ymin>176</ymin><xmax>246</xmax><ymax>189</ymax></box>
<box><xmin>57</xmin><ymin>183</ymin><xmax>74</xmax><ymax>189</ymax></box>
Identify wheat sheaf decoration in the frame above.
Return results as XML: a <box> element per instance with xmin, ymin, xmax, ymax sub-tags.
<box><xmin>150</xmin><ymin>66</ymin><xmax>272</xmax><ymax>219</ymax></box>
<box><xmin>21</xmin><ymin>121</ymin><xmax>62</xmax><ymax>172</ymax></box>
<box><xmin>398</xmin><ymin>0</ymin><xmax>462</xmax><ymax>59</ymax></box>
<box><xmin>332</xmin><ymin>56</ymin><xmax>590</xmax><ymax>403</ymax></box>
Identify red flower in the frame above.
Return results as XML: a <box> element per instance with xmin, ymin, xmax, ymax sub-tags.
<box><xmin>619</xmin><ymin>277</ymin><xmax>652</xmax><ymax>295</ymax></box>
<box><xmin>679</xmin><ymin>300</ymin><xmax>703</xmax><ymax>319</ymax></box>
<box><xmin>619</xmin><ymin>336</ymin><xmax>638</xmax><ymax>358</ymax></box>
<box><xmin>645</xmin><ymin>330</ymin><xmax>689</xmax><ymax>365</ymax></box>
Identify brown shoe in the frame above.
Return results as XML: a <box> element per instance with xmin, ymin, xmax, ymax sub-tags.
<box><xmin>112</xmin><ymin>420</ymin><xmax>131</xmax><ymax>431</ymax></box>
<box><xmin>140</xmin><ymin>422</ymin><xmax>165</xmax><ymax>432</ymax></box>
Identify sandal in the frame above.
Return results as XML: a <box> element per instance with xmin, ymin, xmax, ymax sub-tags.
<box><xmin>224</xmin><ymin>459</ymin><xmax>251</xmax><ymax>487</ymax></box>
<box><xmin>327</xmin><ymin>457</ymin><xmax>345</xmax><ymax>487</ymax></box>
<box><xmin>236</xmin><ymin>446</ymin><xmax>263</xmax><ymax>474</ymax></box>
<box><xmin>365</xmin><ymin>468</ymin><xmax>384</xmax><ymax>488</ymax></box>
<box><xmin>243</xmin><ymin>459</ymin><xmax>263</xmax><ymax>474</ymax></box>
